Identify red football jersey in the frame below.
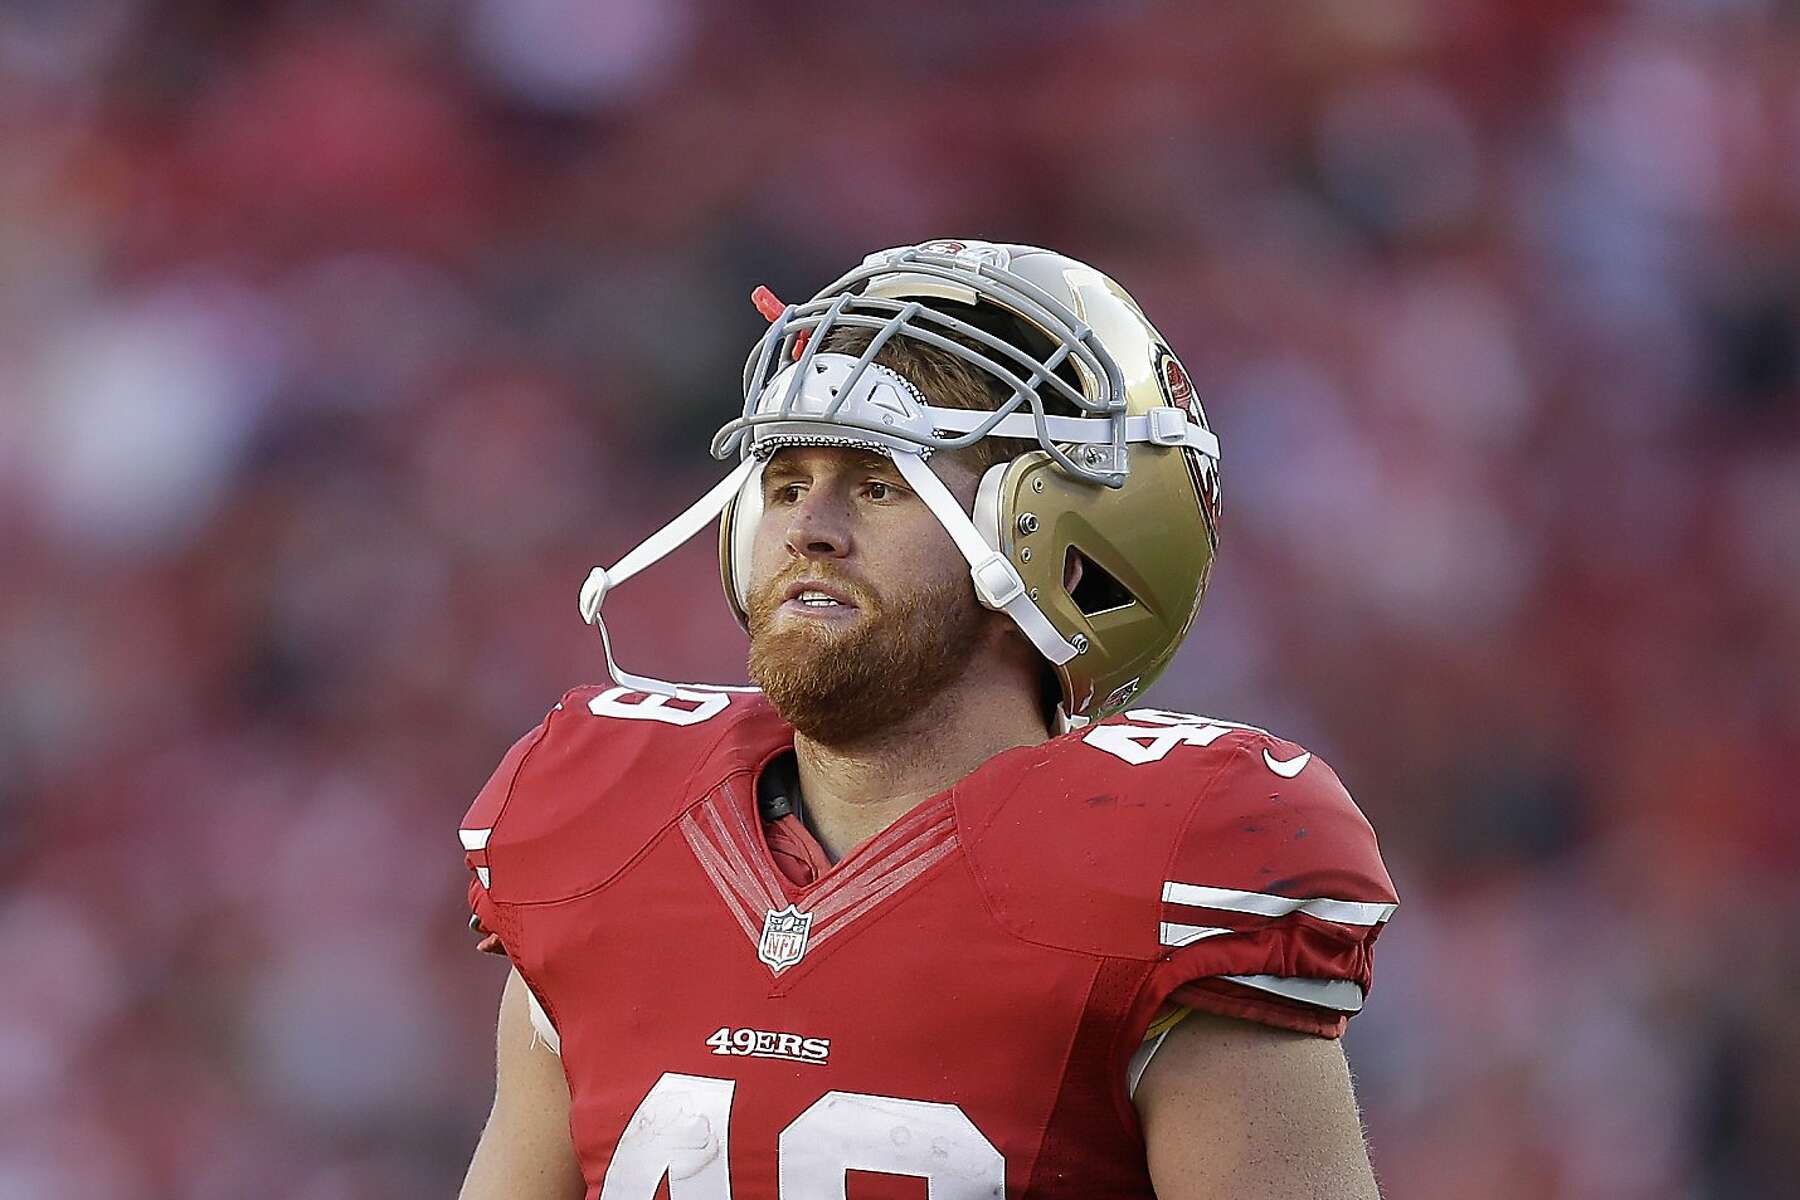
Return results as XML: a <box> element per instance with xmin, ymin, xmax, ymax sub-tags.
<box><xmin>460</xmin><ymin>686</ymin><xmax>1397</xmax><ymax>1200</ymax></box>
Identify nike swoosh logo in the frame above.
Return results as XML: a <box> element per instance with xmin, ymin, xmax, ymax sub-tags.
<box><xmin>1262</xmin><ymin>749</ymin><xmax>1312</xmax><ymax>778</ymax></box>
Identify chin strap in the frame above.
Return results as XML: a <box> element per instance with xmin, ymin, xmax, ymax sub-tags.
<box><xmin>575</xmin><ymin>446</ymin><xmax>1080</xmax><ymax>696</ymax></box>
<box><xmin>578</xmin><ymin>457</ymin><xmax>763</xmax><ymax>697</ymax></box>
<box><xmin>888</xmin><ymin>451</ymin><xmax>1080</xmax><ymax>665</ymax></box>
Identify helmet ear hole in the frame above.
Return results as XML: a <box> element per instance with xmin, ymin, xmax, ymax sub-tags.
<box><xmin>1065</xmin><ymin>547</ymin><xmax>1136</xmax><ymax>617</ymax></box>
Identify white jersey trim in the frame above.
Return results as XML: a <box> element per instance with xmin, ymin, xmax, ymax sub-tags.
<box><xmin>1158</xmin><ymin>921</ymin><xmax>1234</xmax><ymax>948</ymax></box>
<box><xmin>1127</xmin><ymin>1024</ymin><xmax>1177</xmax><ymax>1098</ymax></box>
<box><xmin>459</xmin><ymin>827</ymin><xmax>491</xmax><ymax>851</ymax></box>
<box><xmin>1219</xmin><ymin>974</ymin><xmax>1366</xmax><ymax>1013</ymax></box>
<box><xmin>525</xmin><ymin>984</ymin><xmax>561</xmax><ymax>1055</ymax></box>
<box><xmin>1162</xmin><ymin>881</ymin><xmax>1395</xmax><ymax>927</ymax></box>
<box><xmin>1130</xmin><ymin>974</ymin><xmax>1366</xmax><ymax>1099</ymax></box>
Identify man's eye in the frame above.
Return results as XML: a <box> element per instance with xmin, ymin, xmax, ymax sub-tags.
<box><xmin>770</xmin><ymin>483</ymin><xmax>804</xmax><ymax>504</ymax></box>
<box><xmin>865</xmin><ymin>481</ymin><xmax>892</xmax><ymax>501</ymax></box>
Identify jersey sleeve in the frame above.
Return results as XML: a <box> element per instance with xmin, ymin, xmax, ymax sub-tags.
<box><xmin>457</xmin><ymin>704</ymin><xmax>557</xmax><ymax>954</ymax></box>
<box><xmin>1149</xmin><ymin>739</ymin><xmax>1398</xmax><ymax>1038</ymax></box>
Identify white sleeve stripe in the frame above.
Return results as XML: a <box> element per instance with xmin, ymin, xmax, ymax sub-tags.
<box><xmin>459</xmin><ymin>827</ymin><xmax>492</xmax><ymax>850</ymax></box>
<box><xmin>474</xmin><ymin>866</ymin><xmax>490</xmax><ymax>888</ymax></box>
<box><xmin>1127</xmin><ymin>1024</ymin><xmax>1176</xmax><ymax>1098</ymax></box>
<box><xmin>1219</xmin><ymin>974</ymin><xmax>1366</xmax><ymax>1013</ymax></box>
<box><xmin>1159</xmin><ymin>922</ymin><xmax>1234</xmax><ymax>947</ymax></box>
<box><xmin>524</xmin><ymin>985</ymin><xmax>561</xmax><ymax>1056</ymax></box>
<box><xmin>1162</xmin><ymin>881</ymin><xmax>1395</xmax><ymax>927</ymax></box>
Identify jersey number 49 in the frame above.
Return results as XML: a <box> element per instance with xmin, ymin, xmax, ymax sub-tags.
<box><xmin>602</xmin><ymin>1072</ymin><xmax>1004</xmax><ymax>1198</ymax></box>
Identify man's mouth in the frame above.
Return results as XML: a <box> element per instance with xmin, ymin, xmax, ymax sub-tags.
<box><xmin>794</xmin><ymin>590</ymin><xmax>848</xmax><ymax>608</ymax></box>
<box><xmin>782</xmin><ymin>580</ymin><xmax>859</xmax><ymax>608</ymax></box>
<box><xmin>771</xmin><ymin>580</ymin><xmax>863</xmax><ymax>620</ymax></box>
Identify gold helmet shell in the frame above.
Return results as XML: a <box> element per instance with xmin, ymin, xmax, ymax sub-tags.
<box><xmin>719</xmin><ymin>240</ymin><xmax>1220</xmax><ymax>723</ymax></box>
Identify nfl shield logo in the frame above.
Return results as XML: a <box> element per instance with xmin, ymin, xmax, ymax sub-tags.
<box><xmin>757</xmin><ymin>904</ymin><xmax>813</xmax><ymax>972</ymax></box>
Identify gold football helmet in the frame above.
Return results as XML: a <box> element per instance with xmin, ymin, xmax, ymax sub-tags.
<box><xmin>579</xmin><ymin>240</ymin><xmax>1221</xmax><ymax>724</ymax></box>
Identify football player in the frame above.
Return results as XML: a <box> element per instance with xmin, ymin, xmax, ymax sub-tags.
<box><xmin>458</xmin><ymin>241</ymin><xmax>1397</xmax><ymax>1199</ymax></box>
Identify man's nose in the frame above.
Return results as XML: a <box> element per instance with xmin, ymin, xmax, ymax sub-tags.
<box><xmin>783</xmin><ymin>488</ymin><xmax>852</xmax><ymax>560</ymax></box>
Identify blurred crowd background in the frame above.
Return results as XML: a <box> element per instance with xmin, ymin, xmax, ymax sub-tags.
<box><xmin>3</xmin><ymin>0</ymin><xmax>1797</xmax><ymax>1196</ymax></box>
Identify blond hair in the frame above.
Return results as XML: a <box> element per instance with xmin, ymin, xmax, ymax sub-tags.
<box><xmin>817</xmin><ymin>326</ymin><xmax>1034</xmax><ymax>473</ymax></box>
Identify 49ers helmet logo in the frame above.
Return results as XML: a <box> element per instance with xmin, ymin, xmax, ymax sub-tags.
<box><xmin>1160</xmin><ymin>352</ymin><xmax>1196</xmax><ymax>411</ymax></box>
<box><xmin>910</xmin><ymin>239</ymin><xmax>1011</xmax><ymax>269</ymax></box>
<box><xmin>1153</xmin><ymin>345</ymin><xmax>1221</xmax><ymax>538</ymax></box>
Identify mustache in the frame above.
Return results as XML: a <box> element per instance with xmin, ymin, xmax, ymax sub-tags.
<box><xmin>749</xmin><ymin>564</ymin><xmax>879</xmax><ymax>615</ymax></box>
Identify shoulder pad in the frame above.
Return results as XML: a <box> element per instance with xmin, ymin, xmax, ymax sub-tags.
<box><xmin>1128</xmin><ymin>710</ymin><xmax>1397</xmax><ymax>1035</ymax></box>
<box><xmin>458</xmin><ymin>686</ymin><xmax>786</xmax><ymax>905</ymax></box>
<box><xmin>961</xmin><ymin>709</ymin><xmax>1396</xmax><ymax>970</ymax></box>
<box><xmin>958</xmin><ymin>708</ymin><xmax>1250</xmax><ymax>957</ymax></box>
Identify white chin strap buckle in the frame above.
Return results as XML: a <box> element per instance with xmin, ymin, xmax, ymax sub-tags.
<box><xmin>970</xmin><ymin>552</ymin><xmax>1026</xmax><ymax>610</ymax></box>
<box><xmin>887</xmin><ymin>451</ymin><xmax>1080</xmax><ymax>666</ymax></box>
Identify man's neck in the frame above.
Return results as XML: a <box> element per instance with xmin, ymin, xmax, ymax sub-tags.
<box><xmin>792</xmin><ymin>684</ymin><xmax>1050</xmax><ymax>863</ymax></box>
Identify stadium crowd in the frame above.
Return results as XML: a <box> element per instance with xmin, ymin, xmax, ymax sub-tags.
<box><xmin>1</xmin><ymin>1</ymin><xmax>1795</xmax><ymax>1196</ymax></box>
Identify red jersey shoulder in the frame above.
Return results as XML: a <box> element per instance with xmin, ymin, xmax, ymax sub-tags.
<box><xmin>1157</xmin><ymin>720</ymin><xmax>1396</xmax><ymax>940</ymax></box>
<box><xmin>958</xmin><ymin>708</ymin><xmax>1395</xmax><ymax>963</ymax></box>
<box><xmin>458</xmin><ymin>685</ymin><xmax>788</xmax><ymax>905</ymax></box>
<box><xmin>1145</xmin><ymin>712</ymin><xmax>1398</xmax><ymax>1035</ymax></box>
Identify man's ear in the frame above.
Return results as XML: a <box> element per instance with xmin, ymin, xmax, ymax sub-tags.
<box><xmin>1063</xmin><ymin>545</ymin><xmax>1085</xmax><ymax>593</ymax></box>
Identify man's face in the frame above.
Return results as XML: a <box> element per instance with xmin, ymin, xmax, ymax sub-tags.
<box><xmin>745</xmin><ymin>445</ymin><xmax>988</xmax><ymax>745</ymax></box>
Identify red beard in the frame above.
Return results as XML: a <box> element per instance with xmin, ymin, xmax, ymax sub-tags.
<box><xmin>746</xmin><ymin>565</ymin><xmax>985</xmax><ymax>746</ymax></box>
